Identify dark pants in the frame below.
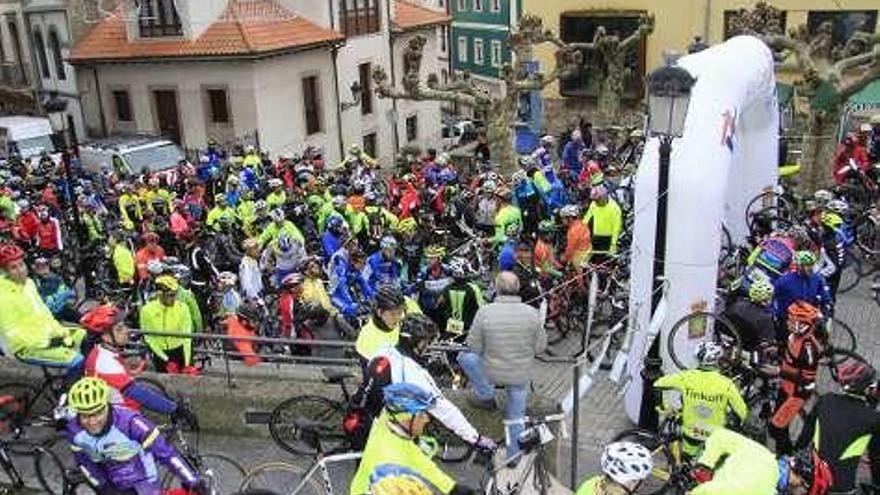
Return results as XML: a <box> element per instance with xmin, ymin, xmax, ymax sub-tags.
<box><xmin>151</xmin><ymin>346</ymin><xmax>186</xmax><ymax>373</ymax></box>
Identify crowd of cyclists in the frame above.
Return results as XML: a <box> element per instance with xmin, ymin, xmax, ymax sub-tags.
<box><xmin>0</xmin><ymin>113</ymin><xmax>877</xmax><ymax>495</ymax></box>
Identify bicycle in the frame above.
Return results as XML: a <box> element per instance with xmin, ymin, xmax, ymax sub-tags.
<box><xmin>611</xmin><ymin>412</ymin><xmax>691</xmax><ymax>495</ymax></box>
<box><xmin>482</xmin><ymin>413</ymin><xmax>568</xmax><ymax>495</ymax></box>
<box><xmin>0</xmin><ymin>366</ymin><xmax>69</xmax><ymax>427</ymax></box>
<box><xmin>1</xmin><ymin>434</ymin><xmax>89</xmax><ymax>494</ymax></box>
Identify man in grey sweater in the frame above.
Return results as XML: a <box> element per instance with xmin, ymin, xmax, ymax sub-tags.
<box><xmin>457</xmin><ymin>271</ymin><xmax>547</xmax><ymax>457</ymax></box>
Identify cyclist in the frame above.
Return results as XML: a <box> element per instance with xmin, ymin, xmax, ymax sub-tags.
<box><xmin>534</xmin><ymin>220</ymin><xmax>564</xmax><ymax>282</ymax></box>
<box><xmin>65</xmin><ymin>377</ymin><xmax>206</xmax><ymax>495</ymax></box>
<box><xmin>329</xmin><ymin>234</ymin><xmax>374</xmax><ymax>319</ymax></box>
<box><xmin>560</xmin><ymin>204</ymin><xmax>591</xmax><ymax>270</ymax></box>
<box><xmin>582</xmin><ymin>186</ymin><xmax>622</xmax><ymax>264</ymax></box>
<box><xmin>575</xmin><ymin>441</ymin><xmax>653</xmax><ymax>495</ymax></box>
<box><xmin>771</xmin><ymin>301</ymin><xmax>824</xmax><ymax>455</ymax></box>
<box><xmin>350</xmin><ymin>382</ymin><xmax>475</xmax><ymax>495</ymax></box>
<box><xmin>497</xmin><ymin>223</ymin><xmax>521</xmax><ymax>271</ymax></box>
<box><xmin>0</xmin><ymin>243</ymin><xmax>85</xmax><ymax>376</ymax></box>
<box><xmin>799</xmin><ymin>361</ymin><xmax>880</xmax><ymax>493</ymax></box>
<box><xmin>436</xmin><ymin>258</ymin><xmax>484</xmax><ymax>335</ymax></box>
<box><xmin>355</xmin><ymin>285</ymin><xmax>407</xmax><ymax>361</ymax></box>
<box><xmin>348</xmin><ymin>314</ymin><xmax>495</xmax><ymax>452</ymax></box>
<box><xmin>654</xmin><ymin>341</ymin><xmax>748</xmax><ymax>457</ymax></box>
<box><xmin>689</xmin><ymin>428</ymin><xmax>832</xmax><ymax>495</ymax></box>
<box><xmin>813</xmin><ymin>210</ymin><xmax>849</xmax><ymax>301</ymax></box>
<box><xmin>722</xmin><ymin>278</ymin><xmax>777</xmax><ymax>356</ymax></box>
<box><xmin>363</xmin><ymin>236</ymin><xmax>405</xmax><ymax>293</ymax></box>
<box><xmin>491</xmin><ymin>188</ymin><xmax>522</xmax><ymax>246</ymax></box>
<box><xmin>140</xmin><ymin>275</ymin><xmax>194</xmax><ymax>374</ymax></box>
<box><xmin>773</xmin><ymin>251</ymin><xmax>832</xmax><ymax>327</ymax></box>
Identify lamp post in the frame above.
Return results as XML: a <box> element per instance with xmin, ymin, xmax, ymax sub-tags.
<box><xmin>637</xmin><ymin>57</ymin><xmax>696</xmax><ymax>431</ymax></box>
<box><xmin>340</xmin><ymin>81</ymin><xmax>363</xmax><ymax>112</ymax></box>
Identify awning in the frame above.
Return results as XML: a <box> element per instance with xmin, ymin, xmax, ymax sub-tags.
<box><xmin>776</xmin><ymin>83</ymin><xmax>794</xmax><ymax>107</ymax></box>
<box><xmin>845</xmin><ymin>80</ymin><xmax>880</xmax><ymax>113</ymax></box>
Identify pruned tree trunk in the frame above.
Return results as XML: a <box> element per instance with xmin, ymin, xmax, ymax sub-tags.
<box><xmin>800</xmin><ymin>111</ymin><xmax>840</xmax><ymax>189</ymax></box>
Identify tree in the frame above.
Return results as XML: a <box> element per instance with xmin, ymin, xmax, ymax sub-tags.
<box><xmin>373</xmin><ymin>14</ymin><xmax>652</xmax><ymax>169</ymax></box>
<box><xmin>729</xmin><ymin>2</ymin><xmax>880</xmax><ymax>188</ymax></box>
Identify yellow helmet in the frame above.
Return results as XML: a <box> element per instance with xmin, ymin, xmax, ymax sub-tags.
<box><xmin>396</xmin><ymin>218</ymin><xmax>418</xmax><ymax>235</ymax></box>
<box><xmin>155</xmin><ymin>275</ymin><xmax>179</xmax><ymax>293</ymax></box>
<box><xmin>68</xmin><ymin>377</ymin><xmax>110</xmax><ymax>414</ymax></box>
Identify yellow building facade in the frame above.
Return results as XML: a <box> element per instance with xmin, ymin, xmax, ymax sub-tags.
<box><xmin>525</xmin><ymin>0</ymin><xmax>879</xmax><ymax>108</ymax></box>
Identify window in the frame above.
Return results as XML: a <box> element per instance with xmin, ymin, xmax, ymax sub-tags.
<box><xmin>138</xmin><ymin>0</ymin><xmax>182</xmax><ymax>37</ymax></box>
<box><xmin>473</xmin><ymin>38</ymin><xmax>484</xmax><ymax>65</ymax></box>
<box><xmin>474</xmin><ymin>0</ymin><xmax>483</xmax><ymax>12</ymax></box>
<box><xmin>363</xmin><ymin>132</ymin><xmax>377</xmax><ymax>158</ymax></box>
<box><xmin>339</xmin><ymin>0</ymin><xmax>381</xmax><ymax>37</ymax></box>
<box><xmin>558</xmin><ymin>13</ymin><xmax>647</xmax><ymax>99</ymax></box>
<box><xmin>441</xmin><ymin>68</ymin><xmax>448</xmax><ymax>85</ymax></box>
<box><xmin>807</xmin><ymin>10</ymin><xmax>878</xmax><ymax>48</ymax></box>
<box><xmin>457</xmin><ymin>0</ymin><xmax>466</xmax><ymax>12</ymax></box>
<box><xmin>457</xmin><ymin>36</ymin><xmax>467</xmax><ymax>62</ymax></box>
<box><xmin>406</xmin><ymin>115</ymin><xmax>418</xmax><ymax>142</ymax></box>
<box><xmin>440</xmin><ymin>25</ymin><xmax>447</xmax><ymax>53</ymax></box>
<box><xmin>490</xmin><ymin>39</ymin><xmax>502</xmax><ymax>67</ymax></box>
<box><xmin>7</xmin><ymin>21</ymin><xmax>26</xmax><ymax>84</ymax></box>
<box><xmin>206</xmin><ymin>88</ymin><xmax>230</xmax><ymax>124</ymax></box>
<box><xmin>302</xmin><ymin>75</ymin><xmax>322</xmax><ymax>135</ymax></box>
<box><xmin>359</xmin><ymin>62</ymin><xmax>373</xmax><ymax>115</ymax></box>
<box><xmin>113</xmin><ymin>90</ymin><xmax>133</xmax><ymax>122</ymax></box>
<box><xmin>491</xmin><ymin>0</ymin><xmax>501</xmax><ymax>12</ymax></box>
<box><xmin>32</xmin><ymin>29</ymin><xmax>50</xmax><ymax>79</ymax></box>
<box><xmin>47</xmin><ymin>28</ymin><xmax>66</xmax><ymax>80</ymax></box>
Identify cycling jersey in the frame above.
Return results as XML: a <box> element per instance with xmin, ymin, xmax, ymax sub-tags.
<box><xmin>492</xmin><ymin>205</ymin><xmax>522</xmax><ymax>245</ymax></box>
<box><xmin>0</xmin><ymin>276</ymin><xmax>82</xmax><ymax>363</ymax></box>
<box><xmin>583</xmin><ymin>200</ymin><xmax>622</xmax><ymax>255</ymax></box>
<box><xmin>564</xmin><ymin>220</ymin><xmax>591</xmax><ymax>268</ymax></box>
<box><xmin>721</xmin><ymin>298</ymin><xmax>775</xmax><ymax>353</ymax></box>
<box><xmin>67</xmin><ymin>405</ymin><xmax>199</xmax><ymax>493</ymax></box>
<box><xmin>355</xmin><ymin>316</ymin><xmax>399</xmax><ymax>360</ymax></box>
<box><xmin>363</xmin><ymin>251</ymin><xmax>404</xmax><ymax>293</ymax></box>
<box><xmin>654</xmin><ymin>369</ymin><xmax>748</xmax><ymax>446</ymax></box>
<box><xmin>691</xmin><ymin>428</ymin><xmax>778</xmax><ymax>495</ymax></box>
<box><xmin>350</xmin><ymin>411</ymin><xmax>456</xmax><ymax>495</ymax></box>
<box><xmin>84</xmin><ymin>345</ymin><xmax>177</xmax><ymax>415</ymax></box>
<box><xmin>139</xmin><ymin>299</ymin><xmax>193</xmax><ymax>367</ymax></box>
<box><xmin>772</xmin><ymin>272</ymin><xmax>832</xmax><ymax>319</ymax></box>
<box><xmin>800</xmin><ymin>393</ymin><xmax>880</xmax><ymax>492</ymax></box>
<box><xmin>437</xmin><ymin>281</ymin><xmax>483</xmax><ymax>334</ymax></box>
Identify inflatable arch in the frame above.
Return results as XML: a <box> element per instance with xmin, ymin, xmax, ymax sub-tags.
<box><xmin>623</xmin><ymin>36</ymin><xmax>780</xmax><ymax>422</ymax></box>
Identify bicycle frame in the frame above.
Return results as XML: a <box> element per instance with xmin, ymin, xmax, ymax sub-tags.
<box><xmin>291</xmin><ymin>451</ymin><xmax>362</xmax><ymax>495</ymax></box>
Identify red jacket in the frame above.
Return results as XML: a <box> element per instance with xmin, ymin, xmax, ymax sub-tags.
<box><xmin>832</xmin><ymin>144</ymin><xmax>871</xmax><ymax>184</ymax></box>
<box><xmin>15</xmin><ymin>210</ymin><xmax>39</xmax><ymax>242</ymax></box>
<box><xmin>279</xmin><ymin>292</ymin><xmax>296</xmax><ymax>338</ymax></box>
<box><xmin>36</xmin><ymin>218</ymin><xmax>62</xmax><ymax>251</ymax></box>
<box><xmin>134</xmin><ymin>245</ymin><xmax>166</xmax><ymax>280</ymax></box>
<box><xmin>226</xmin><ymin>315</ymin><xmax>261</xmax><ymax>366</ymax></box>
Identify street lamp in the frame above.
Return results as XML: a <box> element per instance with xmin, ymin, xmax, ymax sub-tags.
<box><xmin>638</xmin><ymin>57</ymin><xmax>696</xmax><ymax>431</ymax></box>
<box><xmin>340</xmin><ymin>81</ymin><xmax>363</xmax><ymax>112</ymax></box>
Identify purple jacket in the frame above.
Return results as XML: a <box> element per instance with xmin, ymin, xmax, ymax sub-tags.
<box><xmin>66</xmin><ymin>405</ymin><xmax>199</xmax><ymax>492</ymax></box>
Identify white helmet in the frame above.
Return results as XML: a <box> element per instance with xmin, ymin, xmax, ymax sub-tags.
<box><xmin>540</xmin><ymin>134</ymin><xmax>555</xmax><ymax>145</ymax></box>
<box><xmin>559</xmin><ymin>204</ymin><xmax>580</xmax><ymax>218</ymax></box>
<box><xmin>826</xmin><ymin>199</ymin><xmax>849</xmax><ymax>215</ymax></box>
<box><xmin>695</xmin><ymin>341</ymin><xmax>724</xmax><ymax>367</ymax></box>
<box><xmin>813</xmin><ymin>189</ymin><xmax>833</xmax><ymax>204</ymax></box>
<box><xmin>218</xmin><ymin>271</ymin><xmax>238</xmax><ymax>286</ymax></box>
<box><xmin>601</xmin><ymin>442</ymin><xmax>653</xmax><ymax>485</ymax></box>
<box><xmin>147</xmin><ymin>259</ymin><xmax>166</xmax><ymax>275</ymax></box>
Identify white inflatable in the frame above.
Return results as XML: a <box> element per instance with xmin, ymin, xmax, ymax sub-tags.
<box><xmin>623</xmin><ymin>36</ymin><xmax>780</xmax><ymax>422</ymax></box>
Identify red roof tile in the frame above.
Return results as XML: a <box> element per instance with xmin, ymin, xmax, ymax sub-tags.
<box><xmin>69</xmin><ymin>0</ymin><xmax>344</xmax><ymax>63</ymax></box>
<box><xmin>393</xmin><ymin>1</ymin><xmax>451</xmax><ymax>32</ymax></box>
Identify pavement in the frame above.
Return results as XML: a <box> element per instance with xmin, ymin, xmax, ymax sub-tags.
<box><xmin>3</xmin><ymin>269</ymin><xmax>878</xmax><ymax>494</ymax></box>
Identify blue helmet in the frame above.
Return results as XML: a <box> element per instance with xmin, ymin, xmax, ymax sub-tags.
<box><xmin>327</xmin><ymin>215</ymin><xmax>346</xmax><ymax>235</ymax></box>
<box><xmin>383</xmin><ymin>383</ymin><xmax>437</xmax><ymax>414</ymax></box>
<box><xmin>277</xmin><ymin>232</ymin><xmax>293</xmax><ymax>252</ymax></box>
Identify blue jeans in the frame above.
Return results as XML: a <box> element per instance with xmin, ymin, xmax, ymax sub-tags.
<box><xmin>457</xmin><ymin>351</ymin><xmax>529</xmax><ymax>457</ymax></box>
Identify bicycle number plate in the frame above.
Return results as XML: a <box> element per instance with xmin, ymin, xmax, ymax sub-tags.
<box><xmin>537</xmin><ymin>423</ymin><xmax>555</xmax><ymax>445</ymax></box>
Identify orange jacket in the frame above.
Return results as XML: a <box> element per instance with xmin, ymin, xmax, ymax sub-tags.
<box><xmin>534</xmin><ymin>239</ymin><xmax>563</xmax><ymax>277</ymax></box>
<box><xmin>564</xmin><ymin>220</ymin><xmax>591</xmax><ymax>267</ymax></box>
<box><xmin>134</xmin><ymin>246</ymin><xmax>166</xmax><ymax>280</ymax></box>
<box><xmin>226</xmin><ymin>315</ymin><xmax>261</xmax><ymax>366</ymax></box>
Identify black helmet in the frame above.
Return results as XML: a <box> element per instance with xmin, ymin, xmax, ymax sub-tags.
<box><xmin>374</xmin><ymin>285</ymin><xmax>405</xmax><ymax>311</ymax></box>
<box><xmin>237</xmin><ymin>303</ymin><xmax>262</xmax><ymax>325</ymax></box>
<box><xmin>398</xmin><ymin>314</ymin><xmax>438</xmax><ymax>357</ymax></box>
<box><xmin>301</xmin><ymin>301</ymin><xmax>330</xmax><ymax>326</ymax></box>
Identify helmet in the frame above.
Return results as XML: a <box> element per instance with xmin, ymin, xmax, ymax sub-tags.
<box><xmin>0</xmin><ymin>243</ymin><xmax>25</xmax><ymax>266</ymax></box>
<box><xmin>375</xmin><ymin>286</ymin><xmax>405</xmax><ymax>311</ymax></box>
<box><xmin>327</xmin><ymin>216</ymin><xmax>347</xmax><ymax>236</ymax></box>
<box><xmin>268</xmin><ymin>178</ymin><xmax>283</xmax><ymax>188</ymax></box>
<box><xmin>215</xmin><ymin>193</ymin><xmax>227</xmax><ymax>204</ymax></box>
<box><xmin>365</xmin><ymin>191</ymin><xmax>379</xmax><ymax>204</ymax></box>
<box><xmin>245</xmin><ymin>144</ymin><xmax>256</xmax><ymax>153</ymax></box>
<box><xmin>146</xmin><ymin>259</ymin><xmax>166</xmax><ymax>276</ymax></box>
<box><xmin>226</xmin><ymin>175</ymin><xmax>240</xmax><ymax>185</ymax></box>
<box><xmin>748</xmin><ymin>278</ymin><xmax>774</xmax><ymax>305</ymax></box>
<box><xmin>595</xmin><ymin>144</ymin><xmax>610</xmax><ymax>156</ymax></box>
<box><xmin>590</xmin><ymin>186</ymin><xmax>608</xmax><ymax>201</ymax></box>
<box><xmin>218</xmin><ymin>271</ymin><xmax>238</xmax><ymax>286</ymax></box>
<box><xmin>398</xmin><ymin>314</ymin><xmax>438</xmax><ymax>356</ymax></box>
<box><xmin>237</xmin><ymin>303</ymin><xmax>262</xmax><ymax>325</ymax></box>
<box><xmin>277</xmin><ymin>232</ymin><xmax>294</xmax><ymax>252</ymax></box>
<box><xmin>143</xmin><ymin>232</ymin><xmax>160</xmax><ymax>244</ymax></box>
<box><xmin>332</xmin><ymin>195</ymin><xmax>347</xmax><ymax>209</ymax></box>
<box><xmin>540</xmin><ymin>135</ymin><xmax>555</xmax><ymax>145</ymax></box>
<box><xmin>505</xmin><ymin>222</ymin><xmax>522</xmax><ymax>238</ymax></box>
<box><xmin>349</xmin><ymin>143</ymin><xmax>362</xmax><ymax>156</ymax></box>
<box><xmin>68</xmin><ymin>377</ymin><xmax>110</xmax><ymax>414</ymax></box>
<box><xmin>171</xmin><ymin>264</ymin><xmax>191</xmax><ymax>285</ymax></box>
<box><xmin>820</xmin><ymin>211</ymin><xmax>843</xmax><ymax>229</ymax></box>
<box><xmin>482</xmin><ymin>180</ymin><xmax>497</xmax><ymax>193</ymax></box>
<box><xmin>826</xmin><ymin>199</ymin><xmax>848</xmax><ymax>215</ymax></box>
<box><xmin>559</xmin><ymin>205</ymin><xmax>581</xmax><ymax>218</ymax></box>
<box><xmin>538</xmin><ymin>220</ymin><xmax>556</xmax><ymax>235</ymax></box>
<box><xmin>512</xmin><ymin>170</ymin><xmax>528</xmax><ymax>185</ymax></box>
<box><xmin>155</xmin><ymin>275</ymin><xmax>179</xmax><ymax>293</ymax></box>
<box><xmin>396</xmin><ymin>218</ymin><xmax>418</xmax><ymax>235</ymax></box>
<box><xmin>516</xmin><ymin>156</ymin><xmax>535</xmax><ymax>171</ymax></box>
<box><xmin>270</xmin><ymin>208</ymin><xmax>285</xmax><ymax>222</ymax></box>
<box><xmin>694</xmin><ymin>341</ymin><xmax>724</xmax><ymax>367</ymax></box>
<box><xmin>837</xmin><ymin>361</ymin><xmax>877</xmax><ymax>395</ymax></box>
<box><xmin>600</xmin><ymin>441</ymin><xmax>653</xmax><ymax>485</ymax></box>
<box><xmin>370</xmin><ymin>467</ymin><xmax>432</xmax><ymax>495</ymax></box>
<box><xmin>486</xmin><ymin>172</ymin><xmax>500</xmax><ymax>183</ymax></box>
<box><xmin>447</xmin><ymin>257</ymin><xmax>473</xmax><ymax>279</ymax></box>
<box><xmin>281</xmin><ymin>272</ymin><xmax>303</xmax><ymax>287</ymax></box>
<box><xmin>813</xmin><ymin>189</ymin><xmax>833</xmax><ymax>204</ymax></box>
<box><xmin>424</xmin><ymin>245</ymin><xmax>445</xmax><ymax>259</ymax></box>
<box><xmin>254</xmin><ymin>200</ymin><xmax>268</xmax><ymax>210</ymax></box>
<box><xmin>383</xmin><ymin>382</ymin><xmax>437</xmax><ymax>414</ymax></box>
<box><xmin>380</xmin><ymin>236</ymin><xmax>399</xmax><ymax>250</ymax></box>
<box><xmin>789</xmin><ymin>450</ymin><xmax>833</xmax><ymax>495</ymax></box>
<box><xmin>787</xmin><ymin>301</ymin><xmax>820</xmax><ymax>327</ymax></box>
<box><xmin>80</xmin><ymin>305</ymin><xmax>126</xmax><ymax>334</ymax></box>
<box><xmin>795</xmin><ymin>250</ymin><xmax>817</xmax><ymax>267</ymax></box>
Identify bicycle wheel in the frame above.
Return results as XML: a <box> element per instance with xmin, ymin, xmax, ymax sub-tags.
<box><xmin>0</xmin><ymin>382</ymin><xmax>55</xmax><ymax>423</ymax></box>
<box><xmin>238</xmin><ymin>462</ymin><xmax>323</xmax><ymax>495</ymax></box>
<box><xmin>824</xmin><ymin>318</ymin><xmax>857</xmax><ymax>360</ymax></box>
<box><xmin>268</xmin><ymin>395</ymin><xmax>346</xmax><ymax>456</ymax></box>
<box><xmin>667</xmin><ymin>312</ymin><xmax>741</xmax><ymax>371</ymax></box>
<box><xmin>611</xmin><ymin>429</ymin><xmax>676</xmax><ymax>495</ymax></box>
<box><xmin>855</xmin><ymin>211</ymin><xmax>880</xmax><ymax>257</ymax></box>
<box><xmin>35</xmin><ymin>444</ymin><xmax>95</xmax><ymax>495</ymax></box>
<box><xmin>163</xmin><ymin>453</ymin><xmax>246</xmax><ymax>494</ymax></box>
<box><xmin>837</xmin><ymin>252</ymin><xmax>863</xmax><ymax>295</ymax></box>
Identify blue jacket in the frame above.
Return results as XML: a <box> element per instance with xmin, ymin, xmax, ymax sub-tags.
<box><xmin>498</xmin><ymin>240</ymin><xmax>517</xmax><ymax>271</ymax></box>
<box><xmin>562</xmin><ymin>140</ymin><xmax>584</xmax><ymax>174</ymax></box>
<box><xmin>329</xmin><ymin>248</ymin><xmax>374</xmax><ymax>317</ymax></box>
<box><xmin>772</xmin><ymin>271</ymin><xmax>832</xmax><ymax>318</ymax></box>
<box><xmin>322</xmin><ymin>231</ymin><xmax>344</xmax><ymax>262</ymax></box>
<box><xmin>363</xmin><ymin>251</ymin><xmax>404</xmax><ymax>293</ymax></box>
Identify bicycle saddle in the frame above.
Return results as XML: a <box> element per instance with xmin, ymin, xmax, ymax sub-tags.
<box><xmin>322</xmin><ymin>368</ymin><xmax>355</xmax><ymax>384</ymax></box>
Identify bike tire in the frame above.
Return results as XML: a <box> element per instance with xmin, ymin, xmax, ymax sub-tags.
<box><xmin>836</xmin><ymin>252</ymin><xmax>863</xmax><ymax>295</ymax></box>
<box><xmin>162</xmin><ymin>452</ymin><xmax>246</xmax><ymax>494</ymax></box>
<box><xmin>824</xmin><ymin>318</ymin><xmax>858</xmax><ymax>361</ymax></box>
<box><xmin>35</xmin><ymin>443</ymin><xmax>95</xmax><ymax>495</ymax></box>
<box><xmin>611</xmin><ymin>428</ymin><xmax>676</xmax><ymax>495</ymax></box>
<box><xmin>0</xmin><ymin>382</ymin><xmax>54</xmax><ymax>424</ymax></box>
<box><xmin>855</xmin><ymin>212</ymin><xmax>880</xmax><ymax>257</ymax></box>
<box><xmin>667</xmin><ymin>312</ymin><xmax>742</xmax><ymax>371</ymax></box>
<box><xmin>268</xmin><ymin>395</ymin><xmax>347</xmax><ymax>456</ymax></box>
<box><xmin>238</xmin><ymin>461</ymin><xmax>323</xmax><ymax>495</ymax></box>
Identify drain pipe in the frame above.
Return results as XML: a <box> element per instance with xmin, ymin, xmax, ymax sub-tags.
<box><xmin>386</xmin><ymin>0</ymin><xmax>400</xmax><ymax>159</ymax></box>
<box><xmin>329</xmin><ymin>0</ymin><xmax>344</xmax><ymax>160</ymax></box>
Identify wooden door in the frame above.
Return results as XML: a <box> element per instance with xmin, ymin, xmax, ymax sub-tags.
<box><xmin>153</xmin><ymin>90</ymin><xmax>181</xmax><ymax>144</ymax></box>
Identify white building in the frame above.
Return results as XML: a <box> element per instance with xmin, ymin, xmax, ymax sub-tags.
<box><xmin>1</xmin><ymin>0</ymin><xmax>39</xmax><ymax>114</ymax></box>
<box><xmin>69</xmin><ymin>0</ymin><xmax>450</xmax><ymax>166</ymax></box>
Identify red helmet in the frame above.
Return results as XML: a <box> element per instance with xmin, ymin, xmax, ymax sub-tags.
<box><xmin>0</xmin><ymin>244</ymin><xmax>25</xmax><ymax>266</ymax></box>
<box><xmin>79</xmin><ymin>305</ymin><xmax>126</xmax><ymax>334</ymax></box>
<box><xmin>836</xmin><ymin>361</ymin><xmax>877</xmax><ymax>395</ymax></box>
<box><xmin>787</xmin><ymin>301</ymin><xmax>821</xmax><ymax>326</ymax></box>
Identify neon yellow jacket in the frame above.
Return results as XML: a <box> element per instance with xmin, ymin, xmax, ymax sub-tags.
<box><xmin>346</xmin><ymin>206</ymin><xmax>369</xmax><ymax>237</ymax></box>
<box><xmin>236</xmin><ymin>200</ymin><xmax>258</xmax><ymax>236</ymax></box>
<box><xmin>690</xmin><ymin>428</ymin><xmax>778</xmax><ymax>495</ymax></box>
<box><xmin>118</xmin><ymin>194</ymin><xmax>142</xmax><ymax>230</ymax></box>
<box><xmin>493</xmin><ymin>204</ymin><xmax>523</xmax><ymax>245</ymax></box>
<box><xmin>350</xmin><ymin>411</ymin><xmax>455</xmax><ymax>495</ymax></box>
<box><xmin>112</xmin><ymin>244</ymin><xmax>136</xmax><ymax>284</ymax></box>
<box><xmin>302</xmin><ymin>277</ymin><xmax>336</xmax><ymax>315</ymax></box>
<box><xmin>355</xmin><ymin>318</ymin><xmax>400</xmax><ymax>360</ymax></box>
<box><xmin>243</xmin><ymin>153</ymin><xmax>262</xmax><ymax>175</ymax></box>
<box><xmin>654</xmin><ymin>369</ymin><xmax>748</xmax><ymax>442</ymax></box>
<box><xmin>205</xmin><ymin>206</ymin><xmax>237</xmax><ymax>231</ymax></box>
<box><xmin>258</xmin><ymin>220</ymin><xmax>304</xmax><ymax>247</ymax></box>
<box><xmin>0</xmin><ymin>277</ymin><xmax>68</xmax><ymax>355</ymax></box>
<box><xmin>583</xmin><ymin>200</ymin><xmax>623</xmax><ymax>254</ymax></box>
<box><xmin>139</xmin><ymin>299</ymin><xmax>193</xmax><ymax>365</ymax></box>
<box><xmin>266</xmin><ymin>191</ymin><xmax>287</xmax><ymax>211</ymax></box>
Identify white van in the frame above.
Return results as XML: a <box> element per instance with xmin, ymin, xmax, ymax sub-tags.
<box><xmin>79</xmin><ymin>136</ymin><xmax>185</xmax><ymax>181</ymax></box>
<box><xmin>0</xmin><ymin>116</ymin><xmax>59</xmax><ymax>161</ymax></box>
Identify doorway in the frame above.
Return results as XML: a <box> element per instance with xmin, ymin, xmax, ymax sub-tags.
<box><xmin>153</xmin><ymin>89</ymin><xmax>181</xmax><ymax>144</ymax></box>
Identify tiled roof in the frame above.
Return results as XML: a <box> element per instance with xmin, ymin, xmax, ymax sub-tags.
<box><xmin>69</xmin><ymin>0</ymin><xmax>344</xmax><ymax>63</ymax></box>
<box><xmin>393</xmin><ymin>0</ymin><xmax>451</xmax><ymax>32</ymax></box>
